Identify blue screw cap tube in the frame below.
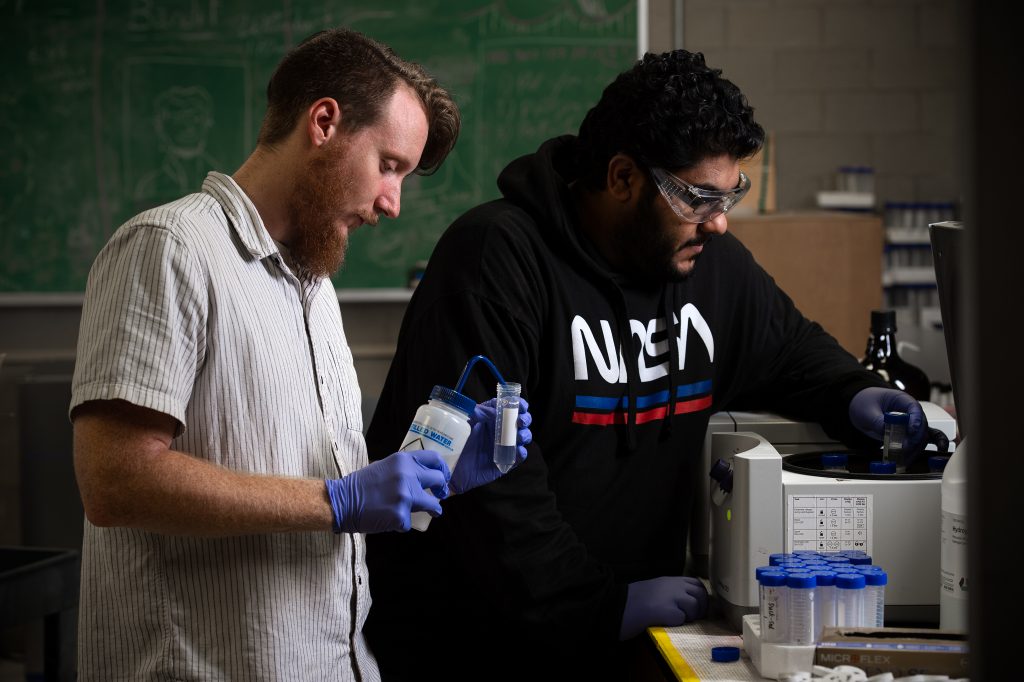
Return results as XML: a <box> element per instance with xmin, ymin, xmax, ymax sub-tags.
<box><xmin>835</xmin><ymin>573</ymin><xmax>867</xmax><ymax>627</ymax></box>
<box><xmin>785</xmin><ymin>572</ymin><xmax>818</xmax><ymax>645</ymax></box>
<box><xmin>863</xmin><ymin>569</ymin><xmax>888</xmax><ymax>627</ymax></box>
<box><xmin>758</xmin><ymin>571</ymin><xmax>789</xmax><ymax>644</ymax></box>
<box><xmin>883</xmin><ymin>411</ymin><xmax>910</xmax><ymax>472</ymax></box>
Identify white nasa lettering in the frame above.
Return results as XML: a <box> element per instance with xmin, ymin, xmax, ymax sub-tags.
<box><xmin>635</xmin><ymin>318</ymin><xmax>669</xmax><ymax>382</ymax></box>
<box><xmin>571</xmin><ymin>316</ymin><xmax>624</xmax><ymax>382</ymax></box>
<box><xmin>674</xmin><ymin>303</ymin><xmax>715</xmax><ymax>369</ymax></box>
<box><xmin>571</xmin><ymin>305</ymin><xmax>714</xmax><ymax>384</ymax></box>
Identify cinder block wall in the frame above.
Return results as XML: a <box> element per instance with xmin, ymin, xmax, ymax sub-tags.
<box><xmin>649</xmin><ymin>0</ymin><xmax>964</xmax><ymax>211</ymax></box>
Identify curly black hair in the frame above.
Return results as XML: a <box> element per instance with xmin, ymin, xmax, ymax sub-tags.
<box><xmin>575</xmin><ymin>50</ymin><xmax>764</xmax><ymax>190</ymax></box>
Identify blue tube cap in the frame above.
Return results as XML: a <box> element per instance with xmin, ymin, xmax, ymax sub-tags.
<box><xmin>884</xmin><ymin>411</ymin><xmax>910</xmax><ymax>425</ymax></box>
<box><xmin>711</xmin><ymin>646</ymin><xmax>740</xmax><ymax>663</ymax></box>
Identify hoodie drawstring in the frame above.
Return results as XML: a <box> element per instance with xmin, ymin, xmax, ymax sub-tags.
<box><xmin>662</xmin><ymin>286</ymin><xmax>678</xmax><ymax>439</ymax></box>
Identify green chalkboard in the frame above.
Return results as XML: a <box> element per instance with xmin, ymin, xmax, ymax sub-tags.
<box><xmin>0</xmin><ymin>1</ymin><xmax>637</xmax><ymax>291</ymax></box>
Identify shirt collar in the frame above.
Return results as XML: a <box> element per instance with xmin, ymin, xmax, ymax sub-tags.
<box><xmin>202</xmin><ymin>171</ymin><xmax>280</xmax><ymax>260</ymax></box>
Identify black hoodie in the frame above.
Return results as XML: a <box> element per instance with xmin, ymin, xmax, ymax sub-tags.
<box><xmin>363</xmin><ymin>136</ymin><xmax>886</xmax><ymax>679</ymax></box>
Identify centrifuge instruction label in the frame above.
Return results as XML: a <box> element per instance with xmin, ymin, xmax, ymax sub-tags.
<box><xmin>787</xmin><ymin>494</ymin><xmax>873</xmax><ymax>554</ymax></box>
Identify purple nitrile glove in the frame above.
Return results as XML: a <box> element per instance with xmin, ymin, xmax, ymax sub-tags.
<box><xmin>449</xmin><ymin>397</ymin><xmax>532</xmax><ymax>495</ymax></box>
<box><xmin>325</xmin><ymin>449</ymin><xmax>450</xmax><ymax>534</ymax></box>
<box><xmin>619</xmin><ymin>576</ymin><xmax>710</xmax><ymax>640</ymax></box>
<box><xmin>849</xmin><ymin>386</ymin><xmax>929</xmax><ymax>462</ymax></box>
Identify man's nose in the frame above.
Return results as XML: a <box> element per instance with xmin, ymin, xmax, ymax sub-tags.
<box><xmin>376</xmin><ymin>181</ymin><xmax>401</xmax><ymax>219</ymax></box>
<box><xmin>699</xmin><ymin>212</ymin><xmax>729</xmax><ymax>235</ymax></box>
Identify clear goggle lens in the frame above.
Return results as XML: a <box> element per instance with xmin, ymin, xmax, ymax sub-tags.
<box><xmin>652</xmin><ymin>167</ymin><xmax>751</xmax><ymax>223</ymax></box>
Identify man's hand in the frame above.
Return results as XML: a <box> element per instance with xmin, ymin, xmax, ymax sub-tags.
<box><xmin>849</xmin><ymin>387</ymin><xmax>933</xmax><ymax>464</ymax></box>
<box><xmin>326</xmin><ymin>450</ymin><xmax>450</xmax><ymax>533</ymax></box>
<box><xmin>619</xmin><ymin>576</ymin><xmax>709</xmax><ymax>640</ymax></box>
<box><xmin>450</xmin><ymin>397</ymin><xmax>533</xmax><ymax>494</ymax></box>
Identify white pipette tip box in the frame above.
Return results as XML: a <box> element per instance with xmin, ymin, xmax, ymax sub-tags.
<box><xmin>742</xmin><ymin>614</ymin><xmax>816</xmax><ymax>680</ymax></box>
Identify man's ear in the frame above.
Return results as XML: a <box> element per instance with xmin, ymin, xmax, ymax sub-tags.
<box><xmin>306</xmin><ymin>97</ymin><xmax>342</xmax><ymax>148</ymax></box>
<box><xmin>605</xmin><ymin>153</ymin><xmax>641</xmax><ymax>205</ymax></box>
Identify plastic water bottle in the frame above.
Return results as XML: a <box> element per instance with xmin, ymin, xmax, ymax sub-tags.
<box><xmin>400</xmin><ymin>385</ymin><xmax>474</xmax><ymax>531</ymax></box>
<box><xmin>863</xmin><ymin>569</ymin><xmax>888</xmax><ymax>627</ymax></box>
<box><xmin>758</xmin><ymin>570</ymin><xmax>788</xmax><ymax>643</ymax></box>
<box><xmin>835</xmin><ymin>573</ymin><xmax>866</xmax><ymax>627</ymax></box>
<box><xmin>493</xmin><ymin>382</ymin><xmax>521</xmax><ymax>473</ymax></box>
<box><xmin>940</xmin><ymin>439</ymin><xmax>969</xmax><ymax>632</ymax></box>
<box><xmin>785</xmin><ymin>572</ymin><xmax>817</xmax><ymax>644</ymax></box>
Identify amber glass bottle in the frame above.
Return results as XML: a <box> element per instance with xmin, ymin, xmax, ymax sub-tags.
<box><xmin>861</xmin><ymin>310</ymin><xmax>931</xmax><ymax>400</ymax></box>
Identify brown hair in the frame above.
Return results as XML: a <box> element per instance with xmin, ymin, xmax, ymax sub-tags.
<box><xmin>258</xmin><ymin>28</ymin><xmax>460</xmax><ymax>175</ymax></box>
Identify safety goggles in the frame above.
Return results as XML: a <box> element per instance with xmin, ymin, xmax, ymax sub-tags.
<box><xmin>651</xmin><ymin>167</ymin><xmax>751</xmax><ymax>223</ymax></box>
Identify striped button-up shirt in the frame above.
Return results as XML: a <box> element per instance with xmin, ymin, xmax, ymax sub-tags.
<box><xmin>70</xmin><ymin>172</ymin><xmax>378</xmax><ymax>681</ymax></box>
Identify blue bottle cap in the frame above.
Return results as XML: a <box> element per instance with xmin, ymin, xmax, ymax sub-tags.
<box><xmin>821</xmin><ymin>453</ymin><xmax>848</xmax><ymax>468</ymax></box>
<box><xmin>847</xmin><ymin>556</ymin><xmax>873</xmax><ymax>565</ymax></box>
<box><xmin>786</xmin><ymin>573</ymin><xmax>817</xmax><ymax>589</ymax></box>
<box><xmin>864</xmin><ymin>570</ymin><xmax>888</xmax><ymax>586</ymax></box>
<box><xmin>870</xmin><ymin>461</ymin><xmax>897</xmax><ymax>474</ymax></box>
<box><xmin>928</xmin><ymin>455</ymin><xmax>950</xmax><ymax>472</ymax></box>
<box><xmin>884</xmin><ymin>411</ymin><xmax>910</xmax><ymax>425</ymax></box>
<box><xmin>774</xmin><ymin>561</ymin><xmax>805</xmax><ymax>570</ymax></box>
<box><xmin>854</xmin><ymin>565</ymin><xmax>884</xmax><ymax>573</ymax></box>
<box><xmin>810</xmin><ymin>570</ymin><xmax>837</xmax><ymax>586</ymax></box>
<box><xmin>754</xmin><ymin>565</ymin><xmax>775</xmax><ymax>580</ymax></box>
<box><xmin>429</xmin><ymin>385</ymin><xmax>476</xmax><ymax>416</ymax></box>
<box><xmin>843</xmin><ymin>550</ymin><xmax>869</xmax><ymax>558</ymax></box>
<box><xmin>835</xmin><ymin>573</ymin><xmax>866</xmax><ymax>589</ymax></box>
<box><xmin>711</xmin><ymin>646</ymin><xmax>740</xmax><ymax>663</ymax></box>
<box><xmin>759</xmin><ymin>571</ymin><xmax>788</xmax><ymax>587</ymax></box>
<box><xmin>824</xmin><ymin>556</ymin><xmax>851</xmax><ymax>565</ymax></box>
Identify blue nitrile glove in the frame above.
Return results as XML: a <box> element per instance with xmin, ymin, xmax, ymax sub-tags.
<box><xmin>449</xmin><ymin>397</ymin><xmax>533</xmax><ymax>495</ymax></box>
<box><xmin>849</xmin><ymin>387</ymin><xmax>929</xmax><ymax>462</ymax></box>
<box><xmin>325</xmin><ymin>449</ymin><xmax>450</xmax><ymax>534</ymax></box>
<box><xmin>619</xmin><ymin>576</ymin><xmax>710</xmax><ymax>640</ymax></box>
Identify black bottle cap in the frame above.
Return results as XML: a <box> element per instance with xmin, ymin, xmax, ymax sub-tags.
<box><xmin>871</xmin><ymin>309</ymin><xmax>897</xmax><ymax>332</ymax></box>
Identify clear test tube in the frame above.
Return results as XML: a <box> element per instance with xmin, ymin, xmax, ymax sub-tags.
<box><xmin>493</xmin><ymin>382</ymin><xmax>521</xmax><ymax>473</ymax></box>
<box><xmin>811</xmin><ymin>570</ymin><xmax>837</xmax><ymax>642</ymax></box>
<box><xmin>869</xmin><ymin>461</ymin><xmax>897</xmax><ymax>475</ymax></box>
<box><xmin>821</xmin><ymin>453</ymin><xmax>848</xmax><ymax>474</ymax></box>
<box><xmin>882</xmin><ymin>411</ymin><xmax>910</xmax><ymax>473</ymax></box>
<box><xmin>863</xmin><ymin>570</ymin><xmax>888</xmax><ymax>627</ymax></box>
<box><xmin>759</xmin><ymin>571</ymin><xmax>789</xmax><ymax>643</ymax></box>
<box><xmin>835</xmin><ymin>573</ymin><xmax>867</xmax><ymax>627</ymax></box>
<box><xmin>785</xmin><ymin>572</ymin><xmax>817</xmax><ymax>645</ymax></box>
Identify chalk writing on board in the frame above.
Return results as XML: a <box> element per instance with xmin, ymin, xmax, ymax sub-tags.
<box><xmin>1</xmin><ymin>0</ymin><xmax>636</xmax><ymax>291</ymax></box>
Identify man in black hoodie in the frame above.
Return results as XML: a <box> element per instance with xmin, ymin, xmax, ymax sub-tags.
<box><xmin>363</xmin><ymin>50</ymin><xmax>932</xmax><ymax>679</ymax></box>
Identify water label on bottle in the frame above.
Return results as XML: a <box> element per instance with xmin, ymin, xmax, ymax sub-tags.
<box><xmin>402</xmin><ymin>422</ymin><xmax>455</xmax><ymax>453</ymax></box>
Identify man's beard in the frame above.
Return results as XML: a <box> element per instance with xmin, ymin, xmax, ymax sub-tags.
<box><xmin>285</xmin><ymin>147</ymin><xmax>353</xmax><ymax>279</ymax></box>
<box><xmin>611</xmin><ymin>183</ymin><xmax>710</xmax><ymax>284</ymax></box>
